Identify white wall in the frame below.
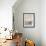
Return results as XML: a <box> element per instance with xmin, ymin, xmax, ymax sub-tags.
<box><xmin>0</xmin><ymin>0</ymin><xmax>16</xmax><ymax>30</ymax></box>
<box><xmin>13</xmin><ymin>0</ymin><xmax>41</xmax><ymax>46</ymax></box>
<box><xmin>41</xmin><ymin>0</ymin><xmax>46</xmax><ymax>46</ymax></box>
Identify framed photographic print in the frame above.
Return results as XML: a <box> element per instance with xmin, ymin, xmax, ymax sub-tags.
<box><xmin>23</xmin><ymin>13</ymin><xmax>35</xmax><ymax>28</ymax></box>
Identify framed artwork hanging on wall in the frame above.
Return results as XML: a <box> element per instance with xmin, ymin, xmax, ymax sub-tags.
<box><xmin>23</xmin><ymin>13</ymin><xmax>35</xmax><ymax>28</ymax></box>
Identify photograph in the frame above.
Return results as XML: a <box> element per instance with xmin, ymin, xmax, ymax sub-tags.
<box><xmin>0</xmin><ymin>0</ymin><xmax>45</xmax><ymax>46</ymax></box>
<box><xmin>23</xmin><ymin>13</ymin><xmax>35</xmax><ymax>28</ymax></box>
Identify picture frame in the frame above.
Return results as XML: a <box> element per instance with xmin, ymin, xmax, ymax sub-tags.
<box><xmin>23</xmin><ymin>13</ymin><xmax>35</xmax><ymax>28</ymax></box>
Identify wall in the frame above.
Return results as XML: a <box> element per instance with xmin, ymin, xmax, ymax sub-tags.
<box><xmin>13</xmin><ymin>0</ymin><xmax>41</xmax><ymax>46</ymax></box>
<box><xmin>0</xmin><ymin>0</ymin><xmax>16</xmax><ymax>30</ymax></box>
<box><xmin>41</xmin><ymin>0</ymin><xmax>46</xmax><ymax>46</ymax></box>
